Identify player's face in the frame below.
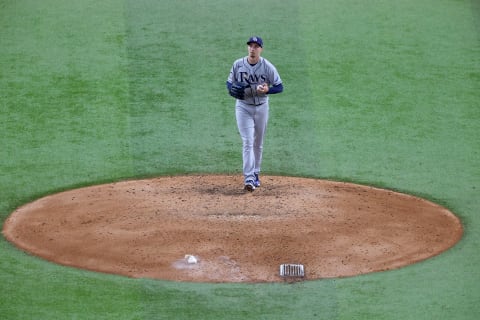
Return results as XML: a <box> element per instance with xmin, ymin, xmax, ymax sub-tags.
<box><xmin>248</xmin><ymin>43</ymin><xmax>262</xmax><ymax>59</ymax></box>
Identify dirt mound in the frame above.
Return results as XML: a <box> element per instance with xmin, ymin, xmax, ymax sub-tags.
<box><xmin>3</xmin><ymin>175</ymin><xmax>463</xmax><ymax>283</ymax></box>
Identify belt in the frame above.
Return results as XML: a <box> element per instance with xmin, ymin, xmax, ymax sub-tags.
<box><xmin>248</xmin><ymin>101</ymin><xmax>266</xmax><ymax>107</ymax></box>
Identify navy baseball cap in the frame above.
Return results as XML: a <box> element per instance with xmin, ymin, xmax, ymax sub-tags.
<box><xmin>247</xmin><ymin>36</ymin><xmax>263</xmax><ymax>47</ymax></box>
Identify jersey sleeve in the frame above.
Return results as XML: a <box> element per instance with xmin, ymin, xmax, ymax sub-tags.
<box><xmin>227</xmin><ymin>58</ymin><xmax>242</xmax><ymax>84</ymax></box>
<box><xmin>227</xmin><ymin>65</ymin><xmax>235</xmax><ymax>84</ymax></box>
<box><xmin>264</xmin><ymin>59</ymin><xmax>282</xmax><ymax>86</ymax></box>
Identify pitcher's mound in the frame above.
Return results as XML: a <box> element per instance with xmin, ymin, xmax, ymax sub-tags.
<box><xmin>3</xmin><ymin>175</ymin><xmax>462</xmax><ymax>283</ymax></box>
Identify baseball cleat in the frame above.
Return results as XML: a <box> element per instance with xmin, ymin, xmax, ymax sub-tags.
<box><xmin>254</xmin><ymin>173</ymin><xmax>260</xmax><ymax>187</ymax></box>
<box><xmin>244</xmin><ymin>180</ymin><xmax>255</xmax><ymax>192</ymax></box>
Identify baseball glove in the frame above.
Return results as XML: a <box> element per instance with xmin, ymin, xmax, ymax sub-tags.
<box><xmin>229</xmin><ymin>82</ymin><xmax>247</xmax><ymax>100</ymax></box>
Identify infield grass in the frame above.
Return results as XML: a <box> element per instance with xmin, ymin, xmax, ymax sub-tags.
<box><xmin>1</xmin><ymin>0</ymin><xmax>479</xmax><ymax>319</ymax></box>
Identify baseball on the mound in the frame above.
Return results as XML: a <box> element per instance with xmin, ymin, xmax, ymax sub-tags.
<box><xmin>185</xmin><ymin>254</ymin><xmax>198</xmax><ymax>264</ymax></box>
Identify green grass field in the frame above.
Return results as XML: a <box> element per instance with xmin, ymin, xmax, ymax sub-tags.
<box><xmin>1</xmin><ymin>0</ymin><xmax>479</xmax><ymax>319</ymax></box>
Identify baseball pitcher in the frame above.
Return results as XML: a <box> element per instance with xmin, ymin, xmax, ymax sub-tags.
<box><xmin>226</xmin><ymin>36</ymin><xmax>284</xmax><ymax>191</ymax></box>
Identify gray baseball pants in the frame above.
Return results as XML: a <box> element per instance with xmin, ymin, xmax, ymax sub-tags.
<box><xmin>235</xmin><ymin>101</ymin><xmax>269</xmax><ymax>182</ymax></box>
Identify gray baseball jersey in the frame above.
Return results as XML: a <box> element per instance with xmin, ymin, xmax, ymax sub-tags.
<box><xmin>227</xmin><ymin>57</ymin><xmax>282</xmax><ymax>105</ymax></box>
